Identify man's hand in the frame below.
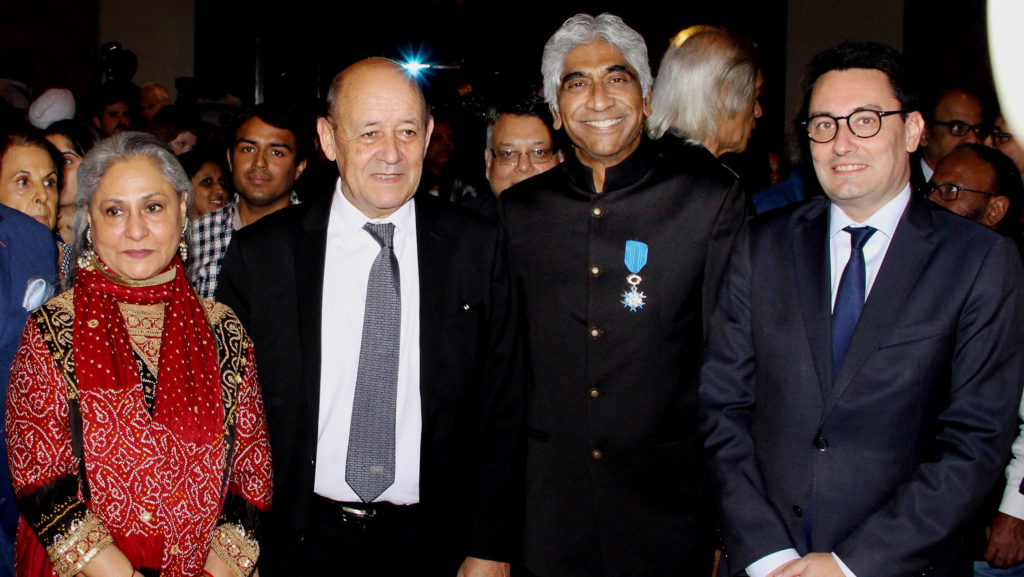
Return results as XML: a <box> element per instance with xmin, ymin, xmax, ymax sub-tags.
<box><xmin>456</xmin><ymin>556</ymin><xmax>510</xmax><ymax>577</ymax></box>
<box><xmin>773</xmin><ymin>553</ymin><xmax>844</xmax><ymax>577</ymax></box>
<box><xmin>986</xmin><ymin>512</ymin><xmax>1024</xmax><ymax>568</ymax></box>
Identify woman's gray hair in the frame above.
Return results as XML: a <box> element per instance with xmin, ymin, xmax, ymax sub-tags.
<box><xmin>66</xmin><ymin>131</ymin><xmax>193</xmax><ymax>288</ymax></box>
<box><xmin>646</xmin><ymin>25</ymin><xmax>760</xmax><ymax>143</ymax></box>
<box><xmin>541</xmin><ymin>13</ymin><xmax>653</xmax><ymax>113</ymax></box>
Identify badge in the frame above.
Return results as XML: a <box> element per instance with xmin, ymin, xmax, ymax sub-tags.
<box><xmin>621</xmin><ymin>240</ymin><xmax>648</xmax><ymax>312</ymax></box>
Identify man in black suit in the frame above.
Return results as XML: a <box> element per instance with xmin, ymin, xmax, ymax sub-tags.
<box><xmin>500</xmin><ymin>13</ymin><xmax>746</xmax><ymax>576</ymax></box>
<box><xmin>217</xmin><ymin>58</ymin><xmax>520</xmax><ymax>577</ymax></box>
<box><xmin>700</xmin><ymin>41</ymin><xmax>1024</xmax><ymax>577</ymax></box>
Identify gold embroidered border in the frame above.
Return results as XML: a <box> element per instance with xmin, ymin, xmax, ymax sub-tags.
<box><xmin>210</xmin><ymin>523</ymin><xmax>259</xmax><ymax>577</ymax></box>
<box><xmin>46</xmin><ymin>511</ymin><xmax>113</xmax><ymax>577</ymax></box>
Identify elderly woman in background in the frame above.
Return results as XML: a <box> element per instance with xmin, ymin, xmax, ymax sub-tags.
<box><xmin>44</xmin><ymin>120</ymin><xmax>98</xmax><ymax>245</ymax></box>
<box><xmin>647</xmin><ymin>25</ymin><xmax>762</xmax><ymax>161</ymax></box>
<box><xmin>6</xmin><ymin>132</ymin><xmax>272</xmax><ymax>577</ymax></box>
<box><xmin>0</xmin><ymin>127</ymin><xmax>70</xmax><ymax>277</ymax></box>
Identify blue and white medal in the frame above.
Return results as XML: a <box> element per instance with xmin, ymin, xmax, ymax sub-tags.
<box><xmin>621</xmin><ymin>240</ymin><xmax>648</xmax><ymax>312</ymax></box>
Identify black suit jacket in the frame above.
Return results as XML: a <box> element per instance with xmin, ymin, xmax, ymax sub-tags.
<box><xmin>501</xmin><ymin>140</ymin><xmax>747</xmax><ymax>576</ymax></box>
<box><xmin>217</xmin><ymin>192</ymin><xmax>522</xmax><ymax>575</ymax></box>
<box><xmin>700</xmin><ymin>195</ymin><xmax>1024</xmax><ymax>577</ymax></box>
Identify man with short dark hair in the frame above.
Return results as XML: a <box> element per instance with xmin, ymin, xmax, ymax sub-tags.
<box><xmin>92</xmin><ymin>85</ymin><xmax>133</xmax><ymax>137</ymax></box>
<box><xmin>484</xmin><ymin>95</ymin><xmax>561</xmax><ymax>196</ymax></box>
<box><xmin>501</xmin><ymin>13</ymin><xmax>746</xmax><ymax>576</ymax></box>
<box><xmin>190</xmin><ymin>103</ymin><xmax>308</xmax><ymax>298</ymax></box>
<box><xmin>701</xmin><ymin>41</ymin><xmax>1024</xmax><ymax>577</ymax></box>
<box><xmin>217</xmin><ymin>58</ymin><xmax>520</xmax><ymax>577</ymax></box>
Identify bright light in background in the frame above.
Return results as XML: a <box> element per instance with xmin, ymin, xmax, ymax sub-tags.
<box><xmin>989</xmin><ymin>0</ymin><xmax>1024</xmax><ymax>133</ymax></box>
<box><xmin>402</xmin><ymin>61</ymin><xmax>430</xmax><ymax>76</ymax></box>
<box><xmin>397</xmin><ymin>45</ymin><xmax>433</xmax><ymax>79</ymax></box>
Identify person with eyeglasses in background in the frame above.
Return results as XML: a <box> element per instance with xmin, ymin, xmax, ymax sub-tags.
<box><xmin>484</xmin><ymin>93</ymin><xmax>562</xmax><ymax>198</ymax></box>
<box><xmin>701</xmin><ymin>41</ymin><xmax>1024</xmax><ymax>577</ymax></box>
<box><xmin>912</xmin><ymin>87</ymin><xmax>988</xmax><ymax>191</ymax></box>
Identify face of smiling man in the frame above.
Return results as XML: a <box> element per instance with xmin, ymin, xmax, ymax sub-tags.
<box><xmin>316</xmin><ymin>59</ymin><xmax>433</xmax><ymax>219</ymax></box>
<box><xmin>553</xmin><ymin>41</ymin><xmax>650</xmax><ymax>190</ymax></box>
<box><xmin>808</xmin><ymin>68</ymin><xmax>923</xmax><ymax>221</ymax></box>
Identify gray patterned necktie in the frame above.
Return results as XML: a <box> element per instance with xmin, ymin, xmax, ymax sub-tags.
<box><xmin>346</xmin><ymin>222</ymin><xmax>400</xmax><ymax>502</ymax></box>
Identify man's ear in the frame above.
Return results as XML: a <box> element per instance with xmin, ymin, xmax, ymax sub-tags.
<box><xmin>550</xmin><ymin>104</ymin><xmax>562</xmax><ymax>131</ymax></box>
<box><xmin>904</xmin><ymin>111</ymin><xmax>925</xmax><ymax>153</ymax></box>
<box><xmin>316</xmin><ymin>117</ymin><xmax>338</xmax><ymax>162</ymax></box>
<box><xmin>421</xmin><ymin>116</ymin><xmax>435</xmax><ymax>158</ymax></box>
<box><xmin>984</xmin><ymin>195</ymin><xmax>1010</xmax><ymax>229</ymax></box>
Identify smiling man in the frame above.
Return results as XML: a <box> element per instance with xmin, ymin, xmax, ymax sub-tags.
<box><xmin>217</xmin><ymin>58</ymin><xmax>521</xmax><ymax>577</ymax></box>
<box><xmin>499</xmin><ymin>13</ymin><xmax>746</xmax><ymax>577</ymax></box>
<box><xmin>189</xmin><ymin>103</ymin><xmax>308</xmax><ymax>298</ymax></box>
<box><xmin>700</xmin><ymin>41</ymin><xmax>1024</xmax><ymax>577</ymax></box>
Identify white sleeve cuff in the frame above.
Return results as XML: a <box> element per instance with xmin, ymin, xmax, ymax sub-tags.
<box><xmin>999</xmin><ymin>481</ymin><xmax>1024</xmax><ymax>519</ymax></box>
<box><xmin>746</xmin><ymin>549</ymin><xmax>801</xmax><ymax>577</ymax></box>
<box><xmin>832</xmin><ymin>553</ymin><xmax>857</xmax><ymax>577</ymax></box>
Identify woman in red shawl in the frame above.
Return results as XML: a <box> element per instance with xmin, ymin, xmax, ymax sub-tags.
<box><xmin>6</xmin><ymin>132</ymin><xmax>272</xmax><ymax>577</ymax></box>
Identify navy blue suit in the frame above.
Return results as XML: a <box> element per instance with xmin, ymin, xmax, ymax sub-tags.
<box><xmin>0</xmin><ymin>204</ymin><xmax>57</xmax><ymax>577</ymax></box>
<box><xmin>701</xmin><ymin>196</ymin><xmax>1024</xmax><ymax>577</ymax></box>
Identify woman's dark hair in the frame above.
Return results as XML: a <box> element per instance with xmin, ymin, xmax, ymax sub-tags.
<box><xmin>145</xmin><ymin>105</ymin><xmax>199</xmax><ymax>145</ymax></box>
<box><xmin>44</xmin><ymin>119</ymin><xmax>99</xmax><ymax>158</ymax></box>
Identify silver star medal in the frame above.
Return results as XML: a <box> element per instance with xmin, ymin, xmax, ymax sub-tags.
<box><xmin>621</xmin><ymin>240</ymin><xmax>649</xmax><ymax>312</ymax></box>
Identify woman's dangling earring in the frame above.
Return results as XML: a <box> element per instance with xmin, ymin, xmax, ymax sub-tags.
<box><xmin>179</xmin><ymin>223</ymin><xmax>188</xmax><ymax>262</ymax></box>
<box><xmin>77</xmin><ymin>227</ymin><xmax>96</xmax><ymax>269</ymax></box>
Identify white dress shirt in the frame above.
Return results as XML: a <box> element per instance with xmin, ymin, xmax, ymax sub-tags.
<box><xmin>746</xmin><ymin>185</ymin><xmax>912</xmax><ymax>577</ymax></box>
<box><xmin>314</xmin><ymin>179</ymin><xmax>422</xmax><ymax>504</ymax></box>
<box><xmin>921</xmin><ymin>157</ymin><xmax>934</xmax><ymax>184</ymax></box>
<box><xmin>999</xmin><ymin>396</ymin><xmax>1024</xmax><ymax>519</ymax></box>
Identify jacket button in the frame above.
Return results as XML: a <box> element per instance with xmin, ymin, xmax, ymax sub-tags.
<box><xmin>589</xmin><ymin>327</ymin><xmax>602</xmax><ymax>339</ymax></box>
<box><xmin>814</xmin><ymin>436</ymin><xmax>829</xmax><ymax>451</ymax></box>
<box><xmin>591</xmin><ymin>206</ymin><xmax>604</xmax><ymax>218</ymax></box>
<box><xmin>588</xmin><ymin>387</ymin><xmax>601</xmax><ymax>399</ymax></box>
<box><xmin>590</xmin><ymin>264</ymin><xmax>601</xmax><ymax>277</ymax></box>
<box><xmin>793</xmin><ymin>505</ymin><xmax>803</xmax><ymax>517</ymax></box>
<box><xmin>590</xmin><ymin>449</ymin><xmax>604</xmax><ymax>461</ymax></box>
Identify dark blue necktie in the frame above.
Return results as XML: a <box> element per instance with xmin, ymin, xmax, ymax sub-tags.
<box><xmin>832</xmin><ymin>225</ymin><xmax>876</xmax><ymax>380</ymax></box>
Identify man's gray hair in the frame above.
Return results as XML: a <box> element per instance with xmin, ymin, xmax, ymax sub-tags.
<box><xmin>66</xmin><ymin>131</ymin><xmax>192</xmax><ymax>288</ymax></box>
<box><xmin>541</xmin><ymin>13</ymin><xmax>653</xmax><ymax>113</ymax></box>
<box><xmin>646</xmin><ymin>25</ymin><xmax>759</xmax><ymax>143</ymax></box>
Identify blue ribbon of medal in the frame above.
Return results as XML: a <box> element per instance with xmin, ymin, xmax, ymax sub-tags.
<box><xmin>621</xmin><ymin>240</ymin><xmax>648</xmax><ymax>312</ymax></box>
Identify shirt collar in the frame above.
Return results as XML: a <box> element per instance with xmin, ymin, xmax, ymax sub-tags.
<box><xmin>566</xmin><ymin>137</ymin><xmax>651</xmax><ymax>193</ymax></box>
<box><xmin>331</xmin><ymin>177</ymin><xmax>415</xmax><ymax>240</ymax></box>
<box><xmin>829</xmin><ymin>183</ymin><xmax>911</xmax><ymax>241</ymax></box>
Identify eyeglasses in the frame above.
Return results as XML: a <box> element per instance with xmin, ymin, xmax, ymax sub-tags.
<box><xmin>932</xmin><ymin>120</ymin><xmax>991</xmax><ymax>139</ymax></box>
<box><xmin>926</xmin><ymin>182</ymin><xmax>996</xmax><ymax>201</ymax></box>
<box><xmin>491</xmin><ymin>148</ymin><xmax>555</xmax><ymax>166</ymax></box>
<box><xmin>990</xmin><ymin>128</ymin><xmax>1015</xmax><ymax>145</ymax></box>
<box><xmin>802</xmin><ymin>109</ymin><xmax>906</xmax><ymax>143</ymax></box>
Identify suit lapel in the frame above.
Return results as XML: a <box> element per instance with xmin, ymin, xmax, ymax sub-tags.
<box><xmin>823</xmin><ymin>197</ymin><xmax>936</xmax><ymax>419</ymax></box>
<box><xmin>793</xmin><ymin>200</ymin><xmax>833</xmax><ymax>400</ymax></box>
<box><xmin>414</xmin><ymin>196</ymin><xmax>445</xmax><ymax>426</ymax></box>
<box><xmin>295</xmin><ymin>193</ymin><xmax>332</xmax><ymax>429</ymax></box>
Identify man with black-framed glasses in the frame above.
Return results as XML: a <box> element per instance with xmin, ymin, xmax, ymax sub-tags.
<box><xmin>927</xmin><ymin>143</ymin><xmax>1022</xmax><ymax>236</ymax></box>
<box><xmin>913</xmin><ymin>88</ymin><xmax>987</xmax><ymax>190</ymax></box>
<box><xmin>701</xmin><ymin>40</ymin><xmax>1024</xmax><ymax>577</ymax></box>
